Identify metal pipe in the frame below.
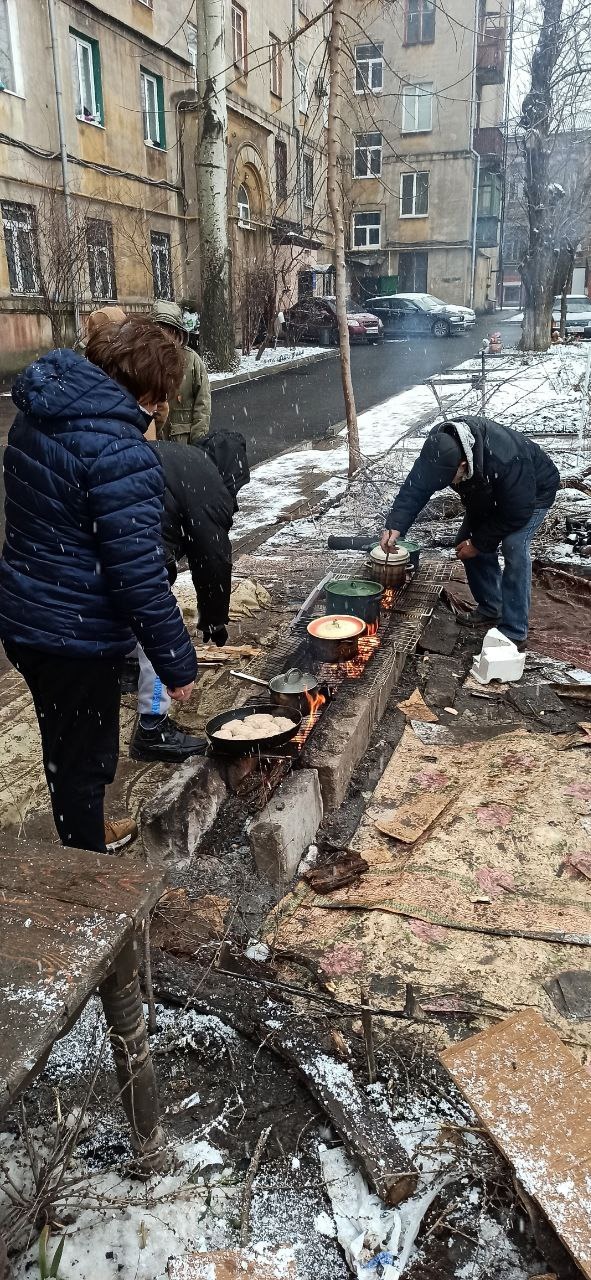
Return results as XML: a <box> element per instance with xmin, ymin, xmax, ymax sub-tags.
<box><xmin>497</xmin><ymin>0</ymin><xmax>516</xmax><ymax>309</ymax></box>
<box><xmin>47</xmin><ymin>0</ymin><xmax>81</xmax><ymax>338</ymax></box>
<box><xmin>470</xmin><ymin>151</ymin><xmax>480</xmax><ymax>309</ymax></box>
<box><xmin>469</xmin><ymin>0</ymin><xmax>480</xmax><ymax>309</ymax></box>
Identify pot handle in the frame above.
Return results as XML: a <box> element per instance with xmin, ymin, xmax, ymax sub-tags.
<box><xmin>229</xmin><ymin>670</ymin><xmax>269</xmax><ymax>688</ymax></box>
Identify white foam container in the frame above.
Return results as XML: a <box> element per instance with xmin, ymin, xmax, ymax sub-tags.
<box><xmin>471</xmin><ymin>627</ymin><xmax>526</xmax><ymax>685</ymax></box>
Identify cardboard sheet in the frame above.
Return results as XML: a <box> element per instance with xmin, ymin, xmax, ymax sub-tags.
<box><xmin>167</xmin><ymin>1250</ymin><xmax>296</xmax><ymax>1280</ymax></box>
<box><xmin>441</xmin><ymin>1010</ymin><xmax>591</xmax><ymax>1280</ymax></box>
<box><xmin>373</xmin><ymin>789</ymin><xmax>459</xmax><ymax>844</ymax></box>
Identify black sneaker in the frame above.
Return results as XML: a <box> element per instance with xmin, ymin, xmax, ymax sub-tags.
<box><xmin>130</xmin><ymin>716</ymin><xmax>207</xmax><ymax>762</ymax></box>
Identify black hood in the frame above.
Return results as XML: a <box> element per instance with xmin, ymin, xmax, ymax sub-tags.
<box><xmin>195</xmin><ymin>431</ymin><xmax>250</xmax><ymax>510</ymax></box>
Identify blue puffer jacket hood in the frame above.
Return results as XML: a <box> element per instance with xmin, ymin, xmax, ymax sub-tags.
<box><xmin>0</xmin><ymin>348</ymin><xmax>196</xmax><ymax>686</ymax></box>
<box><xmin>12</xmin><ymin>347</ymin><xmax>148</xmax><ymax>431</ymax></box>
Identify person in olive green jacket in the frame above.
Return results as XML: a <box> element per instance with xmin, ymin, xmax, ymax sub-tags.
<box><xmin>151</xmin><ymin>301</ymin><xmax>211</xmax><ymax>443</ymax></box>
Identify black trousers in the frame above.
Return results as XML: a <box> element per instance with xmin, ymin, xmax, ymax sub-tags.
<box><xmin>4</xmin><ymin>644</ymin><xmax>123</xmax><ymax>853</ymax></box>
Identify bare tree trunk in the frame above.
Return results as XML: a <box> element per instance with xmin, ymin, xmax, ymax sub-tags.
<box><xmin>326</xmin><ymin>0</ymin><xmax>361</xmax><ymax>476</ymax></box>
<box><xmin>196</xmin><ymin>0</ymin><xmax>236</xmax><ymax>372</ymax></box>
<box><xmin>518</xmin><ymin>0</ymin><xmax>564</xmax><ymax>352</ymax></box>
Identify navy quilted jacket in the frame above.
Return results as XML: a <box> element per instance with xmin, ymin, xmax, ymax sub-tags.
<box><xmin>0</xmin><ymin>348</ymin><xmax>197</xmax><ymax>687</ymax></box>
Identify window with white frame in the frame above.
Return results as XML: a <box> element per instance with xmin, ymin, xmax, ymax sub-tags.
<box><xmin>352</xmin><ymin>211</ymin><xmax>381</xmax><ymax>249</ymax></box>
<box><xmin>354</xmin><ymin>43</ymin><xmax>383</xmax><ymax>94</ymax></box>
<box><xmin>151</xmin><ymin>231</ymin><xmax>173</xmax><ymax>299</ymax></box>
<box><xmin>405</xmin><ymin>0</ymin><xmax>435</xmax><ymax>45</ymax></box>
<box><xmin>232</xmin><ymin>3</ymin><xmax>247</xmax><ymax>74</ymax></box>
<box><xmin>237</xmin><ymin>184</ymin><xmax>251</xmax><ymax>227</ymax></box>
<box><xmin>400</xmin><ymin>170</ymin><xmax>429</xmax><ymax>217</ymax></box>
<box><xmin>86</xmin><ymin>218</ymin><xmax>117</xmax><ymax>300</ymax></box>
<box><xmin>354</xmin><ymin>132</ymin><xmax>382</xmax><ymax>178</ymax></box>
<box><xmin>1</xmin><ymin>201</ymin><xmax>40</xmax><ymax>294</ymax></box>
<box><xmin>0</xmin><ymin>0</ymin><xmax>17</xmax><ymax>93</ymax></box>
<box><xmin>70</xmin><ymin>29</ymin><xmax>103</xmax><ymax>124</ymax></box>
<box><xmin>141</xmin><ymin>68</ymin><xmax>165</xmax><ymax>147</ymax></box>
<box><xmin>303</xmin><ymin>153</ymin><xmax>314</xmax><ymax>208</ymax></box>
<box><xmin>298</xmin><ymin>60</ymin><xmax>309</xmax><ymax>114</ymax></box>
<box><xmin>401</xmin><ymin>82</ymin><xmax>433</xmax><ymax>132</ymax></box>
<box><xmin>270</xmin><ymin>33</ymin><xmax>282</xmax><ymax>97</ymax></box>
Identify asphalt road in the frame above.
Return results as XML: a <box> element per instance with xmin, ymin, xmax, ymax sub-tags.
<box><xmin>211</xmin><ymin>313</ymin><xmax>513</xmax><ymax>466</ymax></box>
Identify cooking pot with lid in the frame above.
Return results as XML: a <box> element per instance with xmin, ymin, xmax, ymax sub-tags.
<box><xmin>366</xmin><ymin>543</ymin><xmax>410</xmax><ymax>589</ymax></box>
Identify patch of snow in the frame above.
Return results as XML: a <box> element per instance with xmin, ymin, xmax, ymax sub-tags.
<box><xmin>209</xmin><ymin>347</ymin><xmax>328</xmax><ymax>382</ymax></box>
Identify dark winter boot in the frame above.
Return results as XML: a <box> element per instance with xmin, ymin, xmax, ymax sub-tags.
<box><xmin>130</xmin><ymin>715</ymin><xmax>207</xmax><ymax>762</ymax></box>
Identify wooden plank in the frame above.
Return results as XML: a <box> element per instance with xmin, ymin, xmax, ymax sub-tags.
<box><xmin>0</xmin><ymin>843</ymin><xmax>167</xmax><ymax>921</ymax></box>
<box><xmin>0</xmin><ymin>892</ymin><xmax>132</xmax><ymax>1109</ymax></box>
<box><xmin>441</xmin><ymin>1010</ymin><xmax>591</xmax><ymax>1280</ymax></box>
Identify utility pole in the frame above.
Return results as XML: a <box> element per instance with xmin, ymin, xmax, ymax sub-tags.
<box><xmin>47</xmin><ymin>0</ymin><xmax>80</xmax><ymax>340</ymax></box>
<box><xmin>195</xmin><ymin>0</ymin><xmax>236</xmax><ymax>371</ymax></box>
<box><xmin>326</xmin><ymin>0</ymin><xmax>361</xmax><ymax>476</ymax></box>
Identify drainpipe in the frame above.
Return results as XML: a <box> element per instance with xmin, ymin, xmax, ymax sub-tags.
<box><xmin>497</xmin><ymin>0</ymin><xmax>515</xmax><ymax>309</ymax></box>
<box><xmin>469</xmin><ymin>0</ymin><xmax>481</xmax><ymax>309</ymax></box>
<box><xmin>47</xmin><ymin>0</ymin><xmax>81</xmax><ymax>339</ymax></box>
<box><xmin>292</xmin><ymin>0</ymin><xmax>303</xmax><ymax>236</ymax></box>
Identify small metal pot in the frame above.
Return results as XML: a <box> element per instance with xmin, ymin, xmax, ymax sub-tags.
<box><xmin>230</xmin><ymin>667</ymin><xmax>319</xmax><ymax>715</ymax></box>
<box><xmin>307</xmin><ymin>615</ymin><xmax>365</xmax><ymax>662</ymax></box>
<box><xmin>366</xmin><ymin>544</ymin><xmax>410</xmax><ymax>589</ymax></box>
<box><xmin>325</xmin><ymin>578</ymin><xmax>383</xmax><ymax>627</ymax></box>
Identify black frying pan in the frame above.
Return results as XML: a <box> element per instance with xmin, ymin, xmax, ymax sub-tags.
<box><xmin>205</xmin><ymin>703</ymin><xmax>302</xmax><ymax>756</ymax></box>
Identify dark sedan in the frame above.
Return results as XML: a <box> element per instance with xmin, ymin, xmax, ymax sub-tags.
<box><xmin>363</xmin><ymin>293</ymin><xmax>465</xmax><ymax>339</ymax></box>
<box><xmin>284</xmin><ymin>297</ymin><xmax>383</xmax><ymax>345</ymax></box>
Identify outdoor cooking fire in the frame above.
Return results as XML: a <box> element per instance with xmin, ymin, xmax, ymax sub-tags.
<box><xmin>341</xmin><ymin>629</ymin><xmax>381</xmax><ymax>679</ymax></box>
<box><xmin>304</xmin><ymin>687</ymin><xmax>327</xmax><ymax>728</ymax></box>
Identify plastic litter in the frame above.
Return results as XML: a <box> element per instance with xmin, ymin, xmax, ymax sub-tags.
<box><xmin>471</xmin><ymin>628</ymin><xmax>526</xmax><ymax>685</ymax></box>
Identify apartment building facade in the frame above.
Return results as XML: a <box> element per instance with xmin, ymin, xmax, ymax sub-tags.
<box><xmin>0</xmin><ymin>0</ymin><xmax>201</xmax><ymax>372</ymax></box>
<box><xmin>340</xmin><ymin>0</ymin><xmax>509</xmax><ymax>311</ymax></box>
<box><xmin>0</xmin><ymin>0</ymin><xmax>332</xmax><ymax>372</ymax></box>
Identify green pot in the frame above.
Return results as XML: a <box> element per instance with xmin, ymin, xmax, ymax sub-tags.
<box><xmin>325</xmin><ymin>578</ymin><xmax>383</xmax><ymax>625</ymax></box>
<box><xmin>399</xmin><ymin>539</ymin><xmax>420</xmax><ymax>572</ymax></box>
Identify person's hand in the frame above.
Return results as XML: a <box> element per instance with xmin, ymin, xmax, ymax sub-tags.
<box><xmin>380</xmin><ymin>529</ymin><xmax>401</xmax><ymax>553</ymax></box>
<box><xmin>168</xmin><ymin>682</ymin><xmax>195</xmax><ymax>702</ymax></box>
<box><xmin>202</xmin><ymin>624</ymin><xmax>229</xmax><ymax>648</ymax></box>
<box><xmin>455</xmin><ymin>539</ymin><xmax>479</xmax><ymax>561</ymax></box>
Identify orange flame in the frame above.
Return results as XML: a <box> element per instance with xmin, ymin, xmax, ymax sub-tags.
<box><xmin>382</xmin><ymin>589</ymin><xmax>395</xmax><ymax>610</ymax></box>
<box><xmin>304</xmin><ymin>688</ymin><xmax>326</xmax><ymax>729</ymax></box>
<box><xmin>366</xmin><ymin>618</ymin><xmax>379</xmax><ymax>638</ymax></box>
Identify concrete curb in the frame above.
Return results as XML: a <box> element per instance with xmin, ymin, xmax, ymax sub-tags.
<box><xmin>210</xmin><ymin>347</ymin><xmax>338</xmax><ymax>392</ymax></box>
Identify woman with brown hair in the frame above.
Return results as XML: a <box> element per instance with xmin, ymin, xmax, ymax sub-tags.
<box><xmin>0</xmin><ymin>318</ymin><xmax>197</xmax><ymax>853</ymax></box>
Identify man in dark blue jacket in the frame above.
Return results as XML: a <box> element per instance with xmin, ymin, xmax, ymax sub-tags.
<box><xmin>0</xmin><ymin>319</ymin><xmax>197</xmax><ymax>853</ymax></box>
<box><xmin>382</xmin><ymin>416</ymin><xmax>560</xmax><ymax>645</ymax></box>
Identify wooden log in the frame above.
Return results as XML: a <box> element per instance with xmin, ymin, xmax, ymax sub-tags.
<box><xmin>152</xmin><ymin>950</ymin><xmax>418</xmax><ymax>1206</ymax></box>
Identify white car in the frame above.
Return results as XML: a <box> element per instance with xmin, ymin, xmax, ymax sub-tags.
<box><xmin>420</xmin><ymin>293</ymin><xmax>476</xmax><ymax>327</ymax></box>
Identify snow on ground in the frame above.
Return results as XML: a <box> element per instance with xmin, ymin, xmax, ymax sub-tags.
<box><xmin>235</xmin><ymin>345</ymin><xmax>591</xmax><ymax>546</ymax></box>
<box><xmin>209</xmin><ymin>346</ymin><xmax>328</xmax><ymax>382</ymax></box>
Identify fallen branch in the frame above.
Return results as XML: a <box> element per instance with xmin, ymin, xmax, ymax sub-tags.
<box><xmin>239</xmin><ymin>1126</ymin><xmax>271</xmax><ymax>1245</ymax></box>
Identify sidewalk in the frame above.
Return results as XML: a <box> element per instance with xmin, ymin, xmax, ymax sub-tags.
<box><xmin>210</xmin><ymin>344</ymin><xmax>337</xmax><ymax>391</ymax></box>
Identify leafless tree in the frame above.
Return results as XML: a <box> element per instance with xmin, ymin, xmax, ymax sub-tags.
<box><xmin>33</xmin><ymin>183</ymin><xmax>89</xmax><ymax>348</ymax></box>
<box><xmin>517</xmin><ymin>0</ymin><xmax>591</xmax><ymax>349</ymax></box>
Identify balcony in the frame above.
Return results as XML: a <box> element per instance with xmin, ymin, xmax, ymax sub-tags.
<box><xmin>476</xmin><ymin>214</ymin><xmax>501</xmax><ymax>248</ymax></box>
<box><xmin>476</xmin><ymin>19</ymin><xmax>506</xmax><ymax>85</ymax></box>
<box><xmin>473</xmin><ymin>126</ymin><xmax>504</xmax><ymax>166</ymax></box>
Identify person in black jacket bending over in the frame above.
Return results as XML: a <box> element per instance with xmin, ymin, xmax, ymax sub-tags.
<box><xmin>130</xmin><ymin>427</ymin><xmax>249</xmax><ymax>762</ymax></box>
<box><xmin>381</xmin><ymin>416</ymin><xmax>560</xmax><ymax>646</ymax></box>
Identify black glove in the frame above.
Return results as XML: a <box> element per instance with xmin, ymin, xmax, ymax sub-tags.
<box><xmin>201</xmin><ymin>624</ymin><xmax>228</xmax><ymax>648</ymax></box>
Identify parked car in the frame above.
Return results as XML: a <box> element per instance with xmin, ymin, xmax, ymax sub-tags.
<box><xmin>552</xmin><ymin>294</ymin><xmax>591</xmax><ymax>338</ymax></box>
<box><xmin>363</xmin><ymin>293</ymin><xmax>465</xmax><ymax>338</ymax></box>
<box><xmin>284</xmin><ymin>297</ymin><xmax>383</xmax><ymax>345</ymax></box>
<box><xmin>420</xmin><ymin>294</ymin><xmax>476</xmax><ymax>327</ymax></box>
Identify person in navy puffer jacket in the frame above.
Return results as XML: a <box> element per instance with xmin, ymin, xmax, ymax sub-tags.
<box><xmin>0</xmin><ymin>318</ymin><xmax>197</xmax><ymax>854</ymax></box>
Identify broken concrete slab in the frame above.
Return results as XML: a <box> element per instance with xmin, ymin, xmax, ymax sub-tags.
<box><xmin>141</xmin><ymin>756</ymin><xmax>228</xmax><ymax>866</ymax></box>
<box><xmin>441</xmin><ymin>1009</ymin><xmax>591</xmax><ymax>1280</ymax></box>
<box><xmin>248</xmin><ymin>770</ymin><xmax>323</xmax><ymax>888</ymax></box>
<box><xmin>417</xmin><ymin>609</ymin><xmax>459</xmax><ymax>656</ymax></box>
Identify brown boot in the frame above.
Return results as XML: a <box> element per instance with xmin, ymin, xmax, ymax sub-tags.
<box><xmin>105</xmin><ymin>816</ymin><xmax>138</xmax><ymax>853</ymax></box>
